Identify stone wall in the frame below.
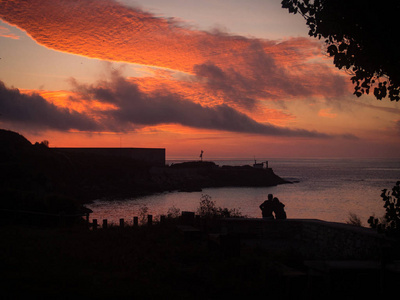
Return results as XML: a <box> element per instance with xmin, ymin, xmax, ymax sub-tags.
<box><xmin>298</xmin><ymin>219</ymin><xmax>390</xmax><ymax>259</ymax></box>
<box><xmin>221</xmin><ymin>218</ymin><xmax>392</xmax><ymax>260</ymax></box>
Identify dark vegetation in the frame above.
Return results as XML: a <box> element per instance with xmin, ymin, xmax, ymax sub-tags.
<box><xmin>282</xmin><ymin>0</ymin><xmax>400</xmax><ymax>101</ymax></box>
<box><xmin>196</xmin><ymin>194</ymin><xmax>244</xmax><ymax>218</ymax></box>
<box><xmin>368</xmin><ymin>181</ymin><xmax>400</xmax><ymax>238</ymax></box>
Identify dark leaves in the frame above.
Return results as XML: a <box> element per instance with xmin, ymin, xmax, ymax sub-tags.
<box><xmin>369</xmin><ymin>182</ymin><xmax>400</xmax><ymax>238</ymax></box>
<box><xmin>327</xmin><ymin>44</ymin><xmax>337</xmax><ymax>56</ymax></box>
<box><xmin>281</xmin><ymin>0</ymin><xmax>400</xmax><ymax>102</ymax></box>
<box><xmin>373</xmin><ymin>82</ymin><xmax>387</xmax><ymax>100</ymax></box>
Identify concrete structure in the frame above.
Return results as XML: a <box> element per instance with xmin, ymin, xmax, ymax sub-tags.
<box><xmin>55</xmin><ymin>147</ymin><xmax>165</xmax><ymax>166</ymax></box>
<box><xmin>219</xmin><ymin>218</ymin><xmax>391</xmax><ymax>260</ymax></box>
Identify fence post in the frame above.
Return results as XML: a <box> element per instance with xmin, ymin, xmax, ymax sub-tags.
<box><xmin>133</xmin><ymin>216</ymin><xmax>138</xmax><ymax>227</ymax></box>
<box><xmin>102</xmin><ymin>219</ymin><xmax>108</xmax><ymax>229</ymax></box>
<box><xmin>93</xmin><ymin>219</ymin><xmax>98</xmax><ymax>230</ymax></box>
<box><xmin>120</xmin><ymin>218</ymin><xmax>124</xmax><ymax>228</ymax></box>
<box><xmin>148</xmin><ymin>215</ymin><xmax>153</xmax><ymax>226</ymax></box>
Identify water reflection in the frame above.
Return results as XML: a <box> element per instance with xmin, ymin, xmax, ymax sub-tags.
<box><xmin>86</xmin><ymin>158</ymin><xmax>398</xmax><ymax>226</ymax></box>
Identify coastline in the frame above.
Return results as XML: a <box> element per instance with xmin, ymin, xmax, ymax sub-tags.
<box><xmin>0</xmin><ymin>129</ymin><xmax>289</xmax><ymax>205</ymax></box>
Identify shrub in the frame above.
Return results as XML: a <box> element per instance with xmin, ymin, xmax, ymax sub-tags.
<box><xmin>196</xmin><ymin>194</ymin><xmax>244</xmax><ymax>219</ymax></box>
<box><xmin>166</xmin><ymin>205</ymin><xmax>181</xmax><ymax>219</ymax></box>
<box><xmin>138</xmin><ymin>205</ymin><xmax>149</xmax><ymax>225</ymax></box>
<box><xmin>368</xmin><ymin>181</ymin><xmax>400</xmax><ymax>237</ymax></box>
<box><xmin>346</xmin><ymin>212</ymin><xmax>362</xmax><ymax>227</ymax></box>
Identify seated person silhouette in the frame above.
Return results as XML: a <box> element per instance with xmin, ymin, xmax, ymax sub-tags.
<box><xmin>259</xmin><ymin>194</ymin><xmax>274</xmax><ymax>219</ymax></box>
<box><xmin>273</xmin><ymin>197</ymin><xmax>287</xmax><ymax>220</ymax></box>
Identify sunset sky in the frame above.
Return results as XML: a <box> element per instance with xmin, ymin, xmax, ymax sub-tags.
<box><xmin>1</xmin><ymin>0</ymin><xmax>399</xmax><ymax>159</ymax></box>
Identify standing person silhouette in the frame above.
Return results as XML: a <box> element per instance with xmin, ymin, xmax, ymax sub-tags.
<box><xmin>259</xmin><ymin>194</ymin><xmax>274</xmax><ymax>219</ymax></box>
<box><xmin>273</xmin><ymin>197</ymin><xmax>287</xmax><ymax>220</ymax></box>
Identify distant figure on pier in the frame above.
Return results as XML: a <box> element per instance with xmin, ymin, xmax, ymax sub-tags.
<box><xmin>260</xmin><ymin>194</ymin><xmax>274</xmax><ymax>219</ymax></box>
<box><xmin>273</xmin><ymin>197</ymin><xmax>287</xmax><ymax>220</ymax></box>
<box><xmin>200</xmin><ymin>150</ymin><xmax>203</xmax><ymax>162</ymax></box>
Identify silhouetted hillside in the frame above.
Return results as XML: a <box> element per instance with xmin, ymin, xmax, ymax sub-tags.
<box><xmin>0</xmin><ymin>129</ymin><xmax>32</xmax><ymax>160</ymax></box>
<box><xmin>0</xmin><ymin>129</ymin><xmax>155</xmax><ymax>203</ymax></box>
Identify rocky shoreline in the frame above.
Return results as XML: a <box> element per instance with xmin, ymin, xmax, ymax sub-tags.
<box><xmin>149</xmin><ymin>161</ymin><xmax>290</xmax><ymax>193</ymax></box>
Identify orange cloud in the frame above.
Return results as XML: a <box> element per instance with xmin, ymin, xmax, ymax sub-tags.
<box><xmin>0</xmin><ymin>25</ymin><xmax>19</xmax><ymax>39</ymax></box>
<box><xmin>318</xmin><ymin>108</ymin><xmax>337</xmax><ymax>119</ymax></box>
<box><xmin>0</xmin><ymin>0</ymin><xmax>357</xmax><ymax>141</ymax></box>
<box><xmin>0</xmin><ymin>0</ymin><xmax>249</xmax><ymax>73</ymax></box>
<box><xmin>0</xmin><ymin>0</ymin><xmax>347</xmax><ymax>103</ymax></box>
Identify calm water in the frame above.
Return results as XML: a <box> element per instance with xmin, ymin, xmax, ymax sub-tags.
<box><xmin>86</xmin><ymin>158</ymin><xmax>400</xmax><ymax>226</ymax></box>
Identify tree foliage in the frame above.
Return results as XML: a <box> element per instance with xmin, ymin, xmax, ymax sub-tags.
<box><xmin>281</xmin><ymin>0</ymin><xmax>400</xmax><ymax>101</ymax></box>
<box><xmin>368</xmin><ymin>181</ymin><xmax>400</xmax><ymax>238</ymax></box>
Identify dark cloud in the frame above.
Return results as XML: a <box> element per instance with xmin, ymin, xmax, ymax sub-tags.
<box><xmin>193</xmin><ymin>40</ymin><xmax>349</xmax><ymax>110</ymax></box>
<box><xmin>71</xmin><ymin>72</ymin><xmax>354</xmax><ymax>138</ymax></box>
<box><xmin>0</xmin><ymin>73</ymin><xmax>357</xmax><ymax>139</ymax></box>
<box><xmin>0</xmin><ymin>81</ymin><xmax>99</xmax><ymax>131</ymax></box>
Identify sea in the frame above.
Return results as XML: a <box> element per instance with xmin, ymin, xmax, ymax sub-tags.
<box><xmin>86</xmin><ymin>158</ymin><xmax>400</xmax><ymax>227</ymax></box>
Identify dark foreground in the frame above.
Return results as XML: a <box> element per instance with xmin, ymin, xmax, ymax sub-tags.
<box><xmin>0</xmin><ymin>224</ymin><xmax>296</xmax><ymax>299</ymax></box>
<box><xmin>1</xmin><ymin>219</ymin><xmax>397</xmax><ymax>299</ymax></box>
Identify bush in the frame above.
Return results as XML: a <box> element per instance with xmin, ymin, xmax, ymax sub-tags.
<box><xmin>346</xmin><ymin>212</ymin><xmax>362</xmax><ymax>227</ymax></box>
<box><xmin>166</xmin><ymin>205</ymin><xmax>181</xmax><ymax>219</ymax></box>
<box><xmin>368</xmin><ymin>181</ymin><xmax>400</xmax><ymax>237</ymax></box>
<box><xmin>196</xmin><ymin>194</ymin><xmax>244</xmax><ymax>219</ymax></box>
<box><xmin>138</xmin><ymin>205</ymin><xmax>149</xmax><ymax>225</ymax></box>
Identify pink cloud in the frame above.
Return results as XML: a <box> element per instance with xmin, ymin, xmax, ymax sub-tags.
<box><xmin>0</xmin><ymin>0</ymin><xmax>349</xmax><ymax>106</ymax></box>
<box><xmin>318</xmin><ymin>108</ymin><xmax>337</xmax><ymax>119</ymax></box>
<box><xmin>0</xmin><ymin>25</ymin><xmax>19</xmax><ymax>39</ymax></box>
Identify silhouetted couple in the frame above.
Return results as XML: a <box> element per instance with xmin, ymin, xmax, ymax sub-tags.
<box><xmin>259</xmin><ymin>194</ymin><xmax>286</xmax><ymax>220</ymax></box>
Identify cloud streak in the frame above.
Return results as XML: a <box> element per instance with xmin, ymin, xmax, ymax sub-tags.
<box><xmin>0</xmin><ymin>25</ymin><xmax>19</xmax><ymax>39</ymax></box>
